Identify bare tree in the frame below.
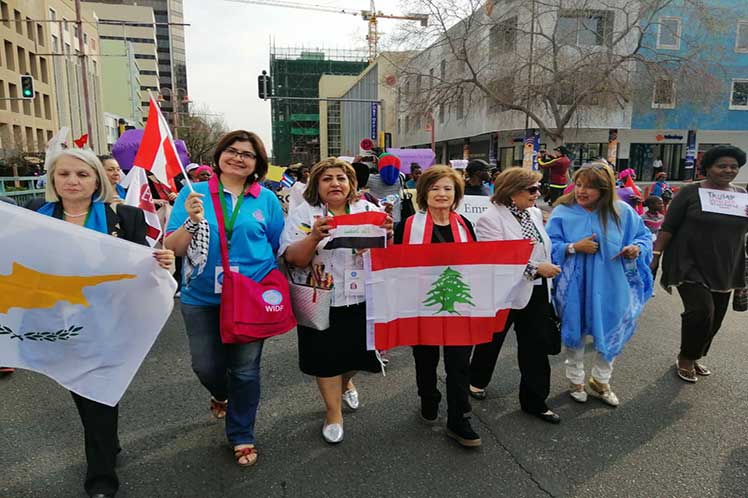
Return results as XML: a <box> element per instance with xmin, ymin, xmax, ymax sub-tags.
<box><xmin>388</xmin><ymin>0</ymin><xmax>731</xmax><ymax>145</ymax></box>
<box><xmin>176</xmin><ymin>104</ymin><xmax>229</xmax><ymax>164</ymax></box>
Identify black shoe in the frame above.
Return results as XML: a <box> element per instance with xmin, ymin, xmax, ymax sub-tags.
<box><xmin>446</xmin><ymin>417</ymin><xmax>482</xmax><ymax>447</ymax></box>
<box><xmin>468</xmin><ymin>386</ymin><xmax>486</xmax><ymax>401</ymax></box>
<box><xmin>525</xmin><ymin>409</ymin><xmax>561</xmax><ymax>424</ymax></box>
<box><xmin>420</xmin><ymin>398</ymin><xmax>439</xmax><ymax>424</ymax></box>
<box><xmin>89</xmin><ymin>494</ymin><xmax>114</xmax><ymax>498</ymax></box>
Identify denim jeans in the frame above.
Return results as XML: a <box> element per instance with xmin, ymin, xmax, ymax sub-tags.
<box><xmin>181</xmin><ymin>304</ymin><xmax>264</xmax><ymax>445</ymax></box>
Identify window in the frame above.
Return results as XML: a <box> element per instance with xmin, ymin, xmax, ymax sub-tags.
<box><xmin>439</xmin><ymin>103</ymin><xmax>445</xmax><ymax>124</ymax></box>
<box><xmin>14</xmin><ymin>9</ymin><xmax>23</xmax><ymax>35</ymax></box>
<box><xmin>652</xmin><ymin>78</ymin><xmax>676</xmax><ymax>109</ymax></box>
<box><xmin>489</xmin><ymin>76</ymin><xmax>515</xmax><ymax>111</ymax></box>
<box><xmin>51</xmin><ymin>35</ymin><xmax>58</xmax><ymax>52</ymax></box>
<box><xmin>729</xmin><ymin>79</ymin><xmax>748</xmax><ymax>109</ymax></box>
<box><xmin>737</xmin><ymin>21</ymin><xmax>748</xmax><ymax>53</ymax></box>
<box><xmin>455</xmin><ymin>96</ymin><xmax>465</xmax><ymax>120</ymax></box>
<box><xmin>27</xmin><ymin>18</ymin><xmax>35</xmax><ymax>43</ymax></box>
<box><xmin>40</xmin><ymin>57</ymin><xmax>48</xmax><ymax>83</ymax></box>
<box><xmin>37</xmin><ymin>24</ymin><xmax>44</xmax><ymax>46</ymax></box>
<box><xmin>4</xmin><ymin>41</ymin><xmax>14</xmax><ymax>71</ymax></box>
<box><xmin>440</xmin><ymin>59</ymin><xmax>446</xmax><ymax>81</ymax></box>
<box><xmin>657</xmin><ymin>17</ymin><xmax>681</xmax><ymax>50</ymax></box>
<box><xmin>1</xmin><ymin>2</ymin><xmax>9</xmax><ymax>27</ymax></box>
<box><xmin>489</xmin><ymin>16</ymin><xmax>517</xmax><ymax>57</ymax></box>
<box><xmin>557</xmin><ymin>10</ymin><xmax>613</xmax><ymax>47</ymax></box>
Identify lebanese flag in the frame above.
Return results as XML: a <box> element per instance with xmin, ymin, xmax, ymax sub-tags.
<box><xmin>123</xmin><ymin>166</ymin><xmax>162</xmax><ymax>247</ymax></box>
<box><xmin>325</xmin><ymin>211</ymin><xmax>388</xmax><ymax>250</ymax></box>
<box><xmin>365</xmin><ymin>240</ymin><xmax>533</xmax><ymax>350</ymax></box>
<box><xmin>133</xmin><ymin>97</ymin><xmax>184</xmax><ymax>191</ymax></box>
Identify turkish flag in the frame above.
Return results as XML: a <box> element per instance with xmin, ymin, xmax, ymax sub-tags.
<box><xmin>133</xmin><ymin>98</ymin><xmax>185</xmax><ymax>191</ymax></box>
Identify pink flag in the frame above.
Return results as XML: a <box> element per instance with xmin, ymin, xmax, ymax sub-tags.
<box><xmin>133</xmin><ymin>97</ymin><xmax>186</xmax><ymax>191</ymax></box>
<box><xmin>124</xmin><ymin>166</ymin><xmax>163</xmax><ymax>247</ymax></box>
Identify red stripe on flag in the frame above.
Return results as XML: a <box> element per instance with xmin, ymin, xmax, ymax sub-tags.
<box><xmin>369</xmin><ymin>240</ymin><xmax>532</xmax><ymax>270</ymax></box>
<box><xmin>373</xmin><ymin>310</ymin><xmax>510</xmax><ymax>349</ymax></box>
<box><xmin>329</xmin><ymin>211</ymin><xmax>387</xmax><ymax>228</ymax></box>
<box><xmin>162</xmin><ymin>137</ymin><xmax>183</xmax><ymax>191</ymax></box>
<box><xmin>132</xmin><ymin>100</ymin><xmax>162</xmax><ymax>171</ymax></box>
<box><xmin>145</xmin><ymin>224</ymin><xmax>161</xmax><ymax>241</ymax></box>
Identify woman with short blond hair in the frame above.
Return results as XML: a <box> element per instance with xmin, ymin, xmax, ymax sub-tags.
<box><xmin>393</xmin><ymin>165</ymin><xmax>481</xmax><ymax>447</ymax></box>
<box><xmin>468</xmin><ymin>167</ymin><xmax>562</xmax><ymax>423</ymax></box>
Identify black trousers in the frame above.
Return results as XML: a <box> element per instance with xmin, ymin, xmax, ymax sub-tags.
<box><xmin>677</xmin><ymin>283</ymin><xmax>732</xmax><ymax>360</ymax></box>
<box><xmin>469</xmin><ymin>283</ymin><xmax>551</xmax><ymax>414</ymax></box>
<box><xmin>412</xmin><ymin>345</ymin><xmax>472</xmax><ymax>424</ymax></box>
<box><xmin>71</xmin><ymin>392</ymin><xmax>120</xmax><ymax>497</ymax></box>
<box><xmin>547</xmin><ymin>185</ymin><xmax>566</xmax><ymax>206</ymax></box>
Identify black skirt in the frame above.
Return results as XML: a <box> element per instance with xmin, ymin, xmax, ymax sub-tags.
<box><xmin>297</xmin><ymin>302</ymin><xmax>381</xmax><ymax>377</ymax></box>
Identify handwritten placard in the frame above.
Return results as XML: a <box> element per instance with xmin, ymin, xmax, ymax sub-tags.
<box><xmin>698</xmin><ymin>188</ymin><xmax>748</xmax><ymax>218</ymax></box>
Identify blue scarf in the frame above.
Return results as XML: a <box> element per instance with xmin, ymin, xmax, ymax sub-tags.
<box><xmin>37</xmin><ymin>201</ymin><xmax>109</xmax><ymax>234</ymax></box>
<box><xmin>115</xmin><ymin>184</ymin><xmax>127</xmax><ymax>200</ymax></box>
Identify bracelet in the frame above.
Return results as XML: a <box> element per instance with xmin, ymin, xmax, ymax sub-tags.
<box><xmin>183</xmin><ymin>218</ymin><xmax>201</xmax><ymax>234</ymax></box>
<box><xmin>653</xmin><ymin>251</ymin><xmax>662</xmax><ymax>256</ymax></box>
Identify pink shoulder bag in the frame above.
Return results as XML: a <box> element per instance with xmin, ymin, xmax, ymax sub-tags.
<box><xmin>210</xmin><ymin>179</ymin><xmax>296</xmax><ymax>343</ymax></box>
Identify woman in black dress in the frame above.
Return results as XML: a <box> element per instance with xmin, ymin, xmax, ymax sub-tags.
<box><xmin>652</xmin><ymin>145</ymin><xmax>748</xmax><ymax>382</ymax></box>
<box><xmin>280</xmin><ymin>158</ymin><xmax>392</xmax><ymax>444</ymax></box>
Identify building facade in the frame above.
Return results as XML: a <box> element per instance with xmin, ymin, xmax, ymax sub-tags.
<box><xmin>270</xmin><ymin>46</ymin><xmax>368</xmax><ymax>165</ymax></box>
<box><xmin>83</xmin><ymin>2</ymin><xmax>158</xmax><ymax>127</ymax></box>
<box><xmin>396</xmin><ymin>0</ymin><xmax>748</xmax><ymax>183</ymax></box>
<box><xmin>83</xmin><ymin>0</ymin><xmax>189</xmax><ymax>126</ymax></box>
<box><xmin>0</xmin><ymin>0</ymin><xmax>59</xmax><ymax>156</ymax></box>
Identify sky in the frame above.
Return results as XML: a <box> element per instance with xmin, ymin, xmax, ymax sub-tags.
<box><xmin>183</xmin><ymin>0</ymin><xmax>404</xmax><ymax>155</ymax></box>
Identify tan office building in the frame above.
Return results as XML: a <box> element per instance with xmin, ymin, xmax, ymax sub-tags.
<box><xmin>0</xmin><ymin>0</ymin><xmax>59</xmax><ymax>154</ymax></box>
<box><xmin>83</xmin><ymin>2</ymin><xmax>158</xmax><ymax>124</ymax></box>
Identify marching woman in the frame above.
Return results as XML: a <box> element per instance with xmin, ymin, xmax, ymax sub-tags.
<box><xmin>30</xmin><ymin>148</ymin><xmax>174</xmax><ymax>498</ymax></box>
<box><xmin>393</xmin><ymin>165</ymin><xmax>481</xmax><ymax>447</ymax></box>
<box><xmin>99</xmin><ymin>155</ymin><xmax>126</xmax><ymax>202</ymax></box>
<box><xmin>546</xmin><ymin>160</ymin><xmax>653</xmax><ymax>407</ymax></box>
<box><xmin>280</xmin><ymin>158</ymin><xmax>392</xmax><ymax>444</ymax></box>
<box><xmin>468</xmin><ymin>168</ymin><xmax>562</xmax><ymax>424</ymax></box>
<box><xmin>651</xmin><ymin>145</ymin><xmax>748</xmax><ymax>382</ymax></box>
<box><xmin>165</xmin><ymin>130</ymin><xmax>285</xmax><ymax>467</ymax></box>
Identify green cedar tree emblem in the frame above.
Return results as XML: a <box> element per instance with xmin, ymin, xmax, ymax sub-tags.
<box><xmin>422</xmin><ymin>267</ymin><xmax>475</xmax><ymax>315</ymax></box>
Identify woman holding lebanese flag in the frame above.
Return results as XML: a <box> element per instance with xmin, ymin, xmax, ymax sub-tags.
<box><xmin>392</xmin><ymin>165</ymin><xmax>481</xmax><ymax>448</ymax></box>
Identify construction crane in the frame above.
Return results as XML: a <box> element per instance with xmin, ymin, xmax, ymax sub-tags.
<box><xmin>225</xmin><ymin>0</ymin><xmax>428</xmax><ymax>61</ymax></box>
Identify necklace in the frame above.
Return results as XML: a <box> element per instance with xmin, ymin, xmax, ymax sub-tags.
<box><xmin>63</xmin><ymin>210</ymin><xmax>89</xmax><ymax>218</ymax></box>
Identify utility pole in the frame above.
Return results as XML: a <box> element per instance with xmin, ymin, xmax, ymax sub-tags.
<box><xmin>75</xmin><ymin>0</ymin><xmax>93</xmax><ymax>147</ymax></box>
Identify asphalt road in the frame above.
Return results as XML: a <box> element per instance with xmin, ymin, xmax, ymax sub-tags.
<box><xmin>2</xmin><ymin>289</ymin><xmax>747</xmax><ymax>498</ymax></box>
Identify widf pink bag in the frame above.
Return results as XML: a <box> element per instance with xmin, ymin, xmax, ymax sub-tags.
<box><xmin>210</xmin><ymin>178</ymin><xmax>296</xmax><ymax>343</ymax></box>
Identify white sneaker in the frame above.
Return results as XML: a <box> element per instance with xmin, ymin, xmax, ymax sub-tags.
<box><xmin>342</xmin><ymin>388</ymin><xmax>359</xmax><ymax>410</ymax></box>
<box><xmin>569</xmin><ymin>384</ymin><xmax>588</xmax><ymax>403</ymax></box>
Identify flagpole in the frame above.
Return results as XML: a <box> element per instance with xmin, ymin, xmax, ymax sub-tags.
<box><xmin>147</xmin><ymin>91</ymin><xmax>195</xmax><ymax>193</ymax></box>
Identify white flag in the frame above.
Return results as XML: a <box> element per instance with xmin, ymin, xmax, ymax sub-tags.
<box><xmin>0</xmin><ymin>202</ymin><xmax>176</xmax><ymax>406</ymax></box>
<box><xmin>123</xmin><ymin>166</ymin><xmax>163</xmax><ymax>247</ymax></box>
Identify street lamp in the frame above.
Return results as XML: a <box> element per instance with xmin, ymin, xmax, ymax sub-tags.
<box><xmin>158</xmin><ymin>87</ymin><xmax>191</xmax><ymax>139</ymax></box>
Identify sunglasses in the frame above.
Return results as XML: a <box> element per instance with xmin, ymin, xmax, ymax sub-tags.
<box><xmin>525</xmin><ymin>185</ymin><xmax>541</xmax><ymax>194</ymax></box>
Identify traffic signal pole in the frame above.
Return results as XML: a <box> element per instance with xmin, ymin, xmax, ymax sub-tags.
<box><xmin>75</xmin><ymin>0</ymin><xmax>94</xmax><ymax>148</ymax></box>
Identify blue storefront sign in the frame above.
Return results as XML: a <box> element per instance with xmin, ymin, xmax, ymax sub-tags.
<box><xmin>370</xmin><ymin>103</ymin><xmax>378</xmax><ymax>140</ymax></box>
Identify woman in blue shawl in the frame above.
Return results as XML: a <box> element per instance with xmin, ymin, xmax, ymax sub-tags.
<box><xmin>546</xmin><ymin>160</ymin><xmax>653</xmax><ymax>407</ymax></box>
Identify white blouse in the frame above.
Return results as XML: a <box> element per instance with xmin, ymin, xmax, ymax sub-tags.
<box><xmin>279</xmin><ymin>198</ymin><xmax>382</xmax><ymax>307</ymax></box>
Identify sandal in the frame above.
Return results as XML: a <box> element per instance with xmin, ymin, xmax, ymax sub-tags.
<box><xmin>694</xmin><ymin>362</ymin><xmax>712</xmax><ymax>376</ymax></box>
<box><xmin>675</xmin><ymin>360</ymin><xmax>697</xmax><ymax>383</ymax></box>
<box><xmin>233</xmin><ymin>445</ymin><xmax>257</xmax><ymax>467</ymax></box>
<box><xmin>210</xmin><ymin>397</ymin><xmax>228</xmax><ymax>419</ymax></box>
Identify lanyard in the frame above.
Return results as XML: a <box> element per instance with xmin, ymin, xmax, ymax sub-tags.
<box><xmin>218</xmin><ymin>181</ymin><xmax>245</xmax><ymax>243</ymax></box>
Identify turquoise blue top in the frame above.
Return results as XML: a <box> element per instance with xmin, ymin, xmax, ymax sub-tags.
<box><xmin>167</xmin><ymin>180</ymin><xmax>285</xmax><ymax>306</ymax></box>
<box><xmin>546</xmin><ymin>201</ymin><xmax>653</xmax><ymax>361</ymax></box>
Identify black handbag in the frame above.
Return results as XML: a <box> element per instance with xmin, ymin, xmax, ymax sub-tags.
<box><xmin>544</xmin><ymin>306</ymin><xmax>562</xmax><ymax>355</ymax></box>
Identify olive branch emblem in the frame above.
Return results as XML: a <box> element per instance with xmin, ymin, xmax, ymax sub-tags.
<box><xmin>0</xmin><ymin>324</ymin><xmax>83</xmax><ymax>342</ymax></box>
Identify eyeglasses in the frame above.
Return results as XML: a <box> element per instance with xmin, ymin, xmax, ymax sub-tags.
<box><xmin>223</xmin><ymin>147</ymin><xmax>257</xmax><ymax>162</ymax></box>
<box><xmin>525</xmin><ymin>185</ymin><xmax>541</xmax><ymax>194</ymax></box>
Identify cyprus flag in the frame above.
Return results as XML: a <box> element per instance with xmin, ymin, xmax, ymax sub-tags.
<box><xmin>0</xmin><ymin>202</ymin><xmax>176</xmax><ymax>406</ymax></box>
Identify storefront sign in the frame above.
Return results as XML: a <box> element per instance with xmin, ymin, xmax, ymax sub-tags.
<box><xmin>370</xmin><ymin>103</ymin><xmax>378</xmax><ymax>140</ymax></box>
<box><xmin>699</xmin><ymin>188</ymin><xmax>748</xmax><ymax>218</ymax></box>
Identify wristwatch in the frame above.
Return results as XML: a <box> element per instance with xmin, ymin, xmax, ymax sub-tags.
<box><xmin>567</xmin><ymin>243</ymin><xmax>576</xmax><ymax>255</ymax></box>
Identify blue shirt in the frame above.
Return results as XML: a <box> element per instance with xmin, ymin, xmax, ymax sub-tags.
<box><xmin>167</xmin><ymin>180</ymin><xmax>285</xmax><ymax>306</ymax></box>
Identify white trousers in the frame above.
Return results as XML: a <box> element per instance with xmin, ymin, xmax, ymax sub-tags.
<box><xmin>564</xmin><ymin>347</ymin><xmax>615</xmax><ymax>385</ymax></box>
